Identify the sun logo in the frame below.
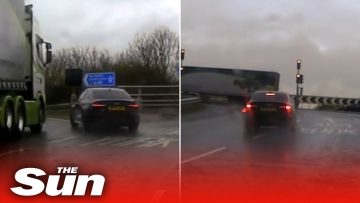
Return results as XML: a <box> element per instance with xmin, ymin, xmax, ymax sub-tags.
<box><xmin>11</xmin><ymin>167</ymin><xmax>105</xmax><ymax>196</ymax></box>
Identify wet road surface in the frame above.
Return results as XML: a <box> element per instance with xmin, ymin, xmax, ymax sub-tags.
<box><xmin>182</xmin><ymin>104</ymin><xmax>360</xmax><ymax>203</ymax></box>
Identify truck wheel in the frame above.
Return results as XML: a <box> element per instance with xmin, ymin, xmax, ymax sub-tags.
<box><xmin>2</xmin><ymin>103</ymin><xmax>14</xmax><ymax>134</ymax></box>
<box><xmin>30</xmin><ymin>106</ymin><xmax>44</xmax><ymax>134</ymax></box>
<box><xmin>13</xmin><ymin>103</ymin><xmax>25</xmax><ymax>136</ymax></box>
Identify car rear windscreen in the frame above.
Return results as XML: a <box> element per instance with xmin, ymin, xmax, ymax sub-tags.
<box><xmin>92</xmin><ymin>89</ymin><xmax>132</xmax><ymax>100</ymax></box>
<box><xmin>251</xmin><ymin>93</ymin><xmax>289</xmax><ymax>103</ymax></box>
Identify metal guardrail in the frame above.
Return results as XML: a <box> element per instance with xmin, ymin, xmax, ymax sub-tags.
<box><xmin>118</xmin><ymin>85</ymin><xmax>179</xmax><ymax>107</ymax></box>
<box><xmin>181</xmin><ymin>93</ymin><xmax>201</xmax><ymax>104</ymax></box>
<box><xmin>47</xmin><ymin>85</ymin><xmax>179</xmax><ymax>109</ymax></box>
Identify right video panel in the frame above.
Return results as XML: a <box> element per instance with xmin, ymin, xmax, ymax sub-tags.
<box><xmin>181</xmin><ymin>0</ymin><xmax>360</xmax><ymax>202</ymax></box>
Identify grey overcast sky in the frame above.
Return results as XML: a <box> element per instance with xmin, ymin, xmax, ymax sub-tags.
<box><xmin>182</xmin><ymin>0</ymin><xmax>360</xmax><ymax>98</ymax></box>
<box><xmin>25</xmin><ymin>0</ymin><xmax>179</xmax><ymax>52</ymax></box>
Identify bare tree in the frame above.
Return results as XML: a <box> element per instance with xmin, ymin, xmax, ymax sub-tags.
<box><xmin>45</xmin><ymin>26</ymin><xmax>179</xmax><ymax>103</ymax></box>
<box><xmin>46</xmin><ymin>46</ymin><xmax>113</xmax><ymax>86</ymax></box>
<box><xmin>122</xmin><ymin>27</ymin><xmax>179</xmax><ymax>83</ymax></box>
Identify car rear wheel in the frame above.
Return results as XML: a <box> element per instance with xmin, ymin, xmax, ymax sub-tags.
<box><xmin>288</xmin><ymin>122</ymin><xmax>297</xmax><ymax>136</ymax></box>
<box><xmin>82</xmin><ymin>115</ymin><xmax>91</xmax><ymax>132</ymax></box>
<box><xmin>70</xmin><ymin>111</ymin><xmax>78</xmax><ymax>129</ymax></box>
<box><xmin>128</xmin><ymin>122</ymin><xmax>139</xmax><ymax>133</ymax></box>
<box><xmin>245</xmin><ymin>124</ymin><xmax>257</xmax><ymax>138</ymax></box>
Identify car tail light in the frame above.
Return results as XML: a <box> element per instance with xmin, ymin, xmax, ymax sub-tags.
<box><xmin>242</xmin><ymin>103</ymin><xmax>257</xmax><ymax>113</ymax></box>
<box><xmin>280</xmin><ymin>104</ymin><xmax>292</xmax><ymax>112</ymax></box>
<box><xmin>128</xmin><ymin>104</ymin><xmax>140</xmax><ymax>109</ymax></box>
<box><xmin>246</xmin><ymin>103</ymin><xmax>257</xmax><ymax>108</ymax></box>
<box><xmin>91</xmin><ymin>102</ymin><xmax>106</xmax><ymax>108</ymax></box>
<box><xmin>241</xmin><ymin>108</ymin><xmax>247</xmax><ymax>113</ymax></box>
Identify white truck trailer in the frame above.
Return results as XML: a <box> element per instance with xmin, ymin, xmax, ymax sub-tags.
<box><xmin>0</xmin><ymin>0</ymin><xmax>52</xmax><ymax>135</ymax></box>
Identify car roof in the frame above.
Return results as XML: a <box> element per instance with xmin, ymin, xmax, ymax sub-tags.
<box><xmin>252</xmin><ymin>91</ymin><xmax>289</xmax><ymax>96</ymax></box>
<box><xmin>250</xmin><ymin>91</ymin><xmax>291</xmax><ymax>102</ymax></box>
<box><xmin>85</xmin><ymin>87</ymin><xmax>126</xmax><ymax>92</ymax></box>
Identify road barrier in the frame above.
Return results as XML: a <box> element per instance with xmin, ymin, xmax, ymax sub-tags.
<box><xmin>181</xmin><ymin>93</ymin><xmax>201</xmax><ymax>104</ymax></box>
<box><xmin>48</xmin><ymin>85</ymin><xmax>179</xmax><ymax>109</ymax></box>
<box><xmin>118</xmin><ymin>85</ymin><xmax>178</xmax><ymax>107</ymax></box>
<box><xmin>291</xmin><ymin>95</ymin><xmax>360</xmax><ymax>105</ymax></box>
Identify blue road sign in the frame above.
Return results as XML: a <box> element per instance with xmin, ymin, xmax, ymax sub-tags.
<box><xmin>84</xmin><ymin>72</ymin><xmax>116</xmax><ymax>87</ymax></box>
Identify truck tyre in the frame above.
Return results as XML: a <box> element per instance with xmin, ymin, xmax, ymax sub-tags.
<box><xmin>2</xmin><ymin>103</ymin><xmax>14</xmax><ymax>135</ymax></box>
<box><xmin>13</xmin><ymin>103</ymin><xmax>25</xmax><ymax>136</ymax></box>
<box><xmin>30</xmin><ymin>105</ymin><xmax>44</xmax><ymax>134</ymax></box>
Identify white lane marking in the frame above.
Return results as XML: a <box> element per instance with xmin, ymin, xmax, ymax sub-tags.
<box><xmin>47</xmin><ymin>118</ymin><xmax>69</xmax><ymax>122</ymax></box>
<box><xmin>80</xmin><ymin>137</ymin><xmax>113</xmax><ymax>146</ymax></box>
<box><xmin>151</xmin><ymin>190</ymin><xmax>167</xmax><ymax>203</ymax></box>
<box><xmin>252</xmin><ymin>133</ymin><xmax>266</xmax><ymax>140</ymax></box>
<box><xmin>324</xmin><ymin>118</ymin><xmax>335</xmax><ymax>124</ymax></box>
<box><xmin>138</xmin><ymin>137</ymin><xmax>178</xmax><ymax>148</ymax></box>
<box><xmin>98</xmin><ymin>137</ymin><xmax>131</xmax><ymax>146</ymax></box>
<box><xmin>115</xmin><ymin>137</ymin><xmax>153</xmax><ymax>147</ymax></box>
<box><xmin>80</xmin><ymin>136</ymin><xmax>178</xmax><ymax>148</ymax></box>
<box><xmin>181</xmin><ymin>146</ymin><xmax>227</xmax><ymax>164</ymax></box>
<box><xmin>0</xmin><ymin>148</ymin><xmax>27</xmax><ymax>158</ymax></box>
<box><xmin>167</xmin><ymin>130</ymin><xmax>179</xmax><ymax>136</ymax></box>
<box><xmin>48</xmin><ymin>136</ymin><xmax>76</xmax><ymax>144</ymax></box>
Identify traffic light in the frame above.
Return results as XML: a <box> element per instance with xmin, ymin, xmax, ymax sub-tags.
<box><xmin>300</xmin><ymin>87</ymin><xmax>304</xmax><ymax>95</ymax></box>
<box><xmin>297</xmin><ymin>59</ymin><xmax>301</xmax><ymax>70</ymax></box>
<box><xmin>296</xmin><ymin>74</ymin><xmax>304</xmax><ymax>84</ymax></box>
<box><xmin>181</xmin><ymin>49</ymin><xmax>185</xmax><ymax>60</ymax></box>
<box><xmin>296</xmin><ymin>74</ymin><xmax>300</xmax><ymax>83</ymax></box>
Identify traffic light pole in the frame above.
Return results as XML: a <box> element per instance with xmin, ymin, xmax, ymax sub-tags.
<box><xmin>181</xmin><ymin>49</ymin><xmax>185</xmax><ymax>75</ymax></box>
<box><xmin>295</xmin><ymin>60</ymin><xmax>301</xmax><ymax>109</ymax></box>
<box><xmin>296</xmin><ymin>68</ymin><xmax>300</xmax><ymax>96</ymax></box>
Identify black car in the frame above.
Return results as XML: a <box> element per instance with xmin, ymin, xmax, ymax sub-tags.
<box><xmin>242</xmin><ymin>91</ymin><xmax>296</xmax><ymax>136</ymax></box>
<box><xmin>70</xmin><ymin>88</ymin><xmax>140</xmax><ymax>132</ymax></box>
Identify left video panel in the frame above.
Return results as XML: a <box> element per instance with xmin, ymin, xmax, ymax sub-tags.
<box><xmin>0</xmin><ymin>0</ymin><xmax>180</xmax><ymax>202</ymax></box>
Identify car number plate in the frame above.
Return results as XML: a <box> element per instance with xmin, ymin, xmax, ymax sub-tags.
<box><xmin>108</xmin><ymin>106</ymin><xmax>125</xmax><ymax>111</ymax></box>
<box><xmin>260</xmin><ymin>107</ymin><xmax>277</xmax><ymax>112</ymax></box>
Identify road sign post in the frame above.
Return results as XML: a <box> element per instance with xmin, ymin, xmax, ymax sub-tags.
<box><xmin>84</xmin><ymin>72</ymin><xmax>116</xmax><ymax>87</ymax></box>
